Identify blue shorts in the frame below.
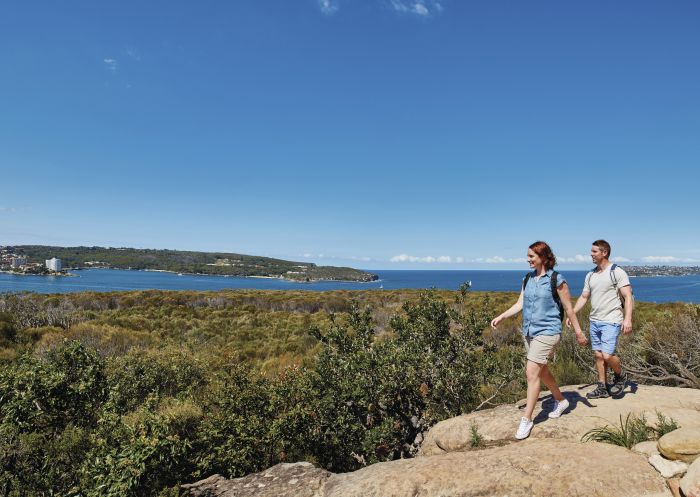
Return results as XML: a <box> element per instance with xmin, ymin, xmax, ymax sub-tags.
<box><xmin>590</xmin><ymin>321</ymin><xmax>621</xmax><ymax>355</ymax></box>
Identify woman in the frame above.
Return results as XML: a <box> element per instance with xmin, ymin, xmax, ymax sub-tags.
<box><xmin>491</xmin><ymin>241</ymin><xmax>588</xmax><ymax>440</ymax></box>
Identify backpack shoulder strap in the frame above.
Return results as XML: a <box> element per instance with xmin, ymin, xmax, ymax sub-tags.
<box><xmin>550</xmin><ymin>270</ymin><xmax>564</xmax><ymax>320</ymax></box>
<box><xmin>609</xmin><ymin>263</ymin><xmax>627</xmax><ymax>308</ymax></box>
<box><xmin>522</xmin><ymin>272</ymin><xmax>532</xmax><ymax>291</ymax></box>
<box><xmin>610</xmin><ymin>263</ymin><xmax>619</xmax><ymax>289</ymax></box>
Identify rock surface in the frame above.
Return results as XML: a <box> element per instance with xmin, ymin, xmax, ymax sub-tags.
<box><xmin>648</xmin><ymin>454</ymin><xmax>688</xmax><ymax>478</ymax></box>
<box><xmin>183</xmin><ymin>385</ymin><xmax>700</xmax><ymax>497</ymax></box>
<box><xmin>322</xmin><ymin>439</ymin><xmax>669</xmax><ymax>497</ymax></box>
<box><xmin>658</xmin><ymin>427</ymin><xmax>700</xmax><ymax>463</ymax></box>
<box><xmin>180</xmin><ymin>462</ymin><xmax>332</xmax><ymax>497</ymax></box>
<box><xmin>421</xmin><ymin>384</ymin><xmax>700</xmax><ymax>455</ymax></box>
<box><xmin>681</xmin><ymin>457</ymin><xmax>700</xmax><ymax>497</ymax></box>
<box><xmin>633</xmin><ymin>441</ymin><xmax>661</xmax><ymax>457</ymax></box>
<box><xmin>184</xmin><ymin>441</ymin><xmax>670</xmax><ymax>497</ymax></box>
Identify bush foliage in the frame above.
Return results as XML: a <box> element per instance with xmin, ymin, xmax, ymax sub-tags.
<box><xmin>0</xmin><ymin>288</ymin><xmax>696</xmax><ymax>495</ymax></box>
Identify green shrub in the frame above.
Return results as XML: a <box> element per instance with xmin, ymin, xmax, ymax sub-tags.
<box><xmin>0</xmin><ymin>341</ymin><xmax>107</xmax><ymax>432</ymax></box>
<box><xmin>654</xmin><ymin>411</ymin><xmax>680</xmax><ymax>437</ymax></box>
<box><xmin>301</xmin><ymin>291</ymin><xmax>519</xmax><ymax>470</ymax></box>
<box><xmin>0</xmin><ymin>313</ymin><xmax>16</xmax><ymax>346</ymax></box>
<box><xmin>582</xmin><ymin>412</ymin><xmax>680</xmax><ymax>449</ymax></box>
<box><xmin>106</xmin><ymin>347</ymin><xmax>206</xmax><ymax>414</ymax></box>
<box><xmin>582</xmin><ymin>413</ymin><xmax>652</xmax><ymax>448</ymax></box>
<box><xmin>196</xmin><ymin>366</ymin><xmax>277</xmax><ymax>478</ymax></box>
<box><xmin>81</xmin><ymin>398</ymin><xmax>204</xmax><ymax>496</ymax></box>
<box><xmin>469</xmin><ymin>421</ymin><xmax>483</xmax><ymax>448</ymax></box>
<box><xmin>0</xmin><ymin>341</ymin><xmax>107</xmax><ymax>495</ymax></box>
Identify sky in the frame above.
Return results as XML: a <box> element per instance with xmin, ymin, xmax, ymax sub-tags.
<box><xmin>1</xmin><ymin>1</ymin><xmax>699</xmax><ymax>270</ymax></box>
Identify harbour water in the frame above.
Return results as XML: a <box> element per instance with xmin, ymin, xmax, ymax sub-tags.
<box><xmin>1</xmin><ymin>269</ymin><xmax>700</xmax><ymax>303</ymax></box>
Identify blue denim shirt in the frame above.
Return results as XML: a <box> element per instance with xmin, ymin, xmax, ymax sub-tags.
<box><xmin>522</xmin><ymin>269</ymin><xmax>566</xmax><ymax>337</ymax></box>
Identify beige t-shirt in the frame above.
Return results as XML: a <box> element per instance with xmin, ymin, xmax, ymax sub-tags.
<box><xmin>584</xmin><ymin>264</ymin><xmax>631</xmax><ymax>324</ymax></box>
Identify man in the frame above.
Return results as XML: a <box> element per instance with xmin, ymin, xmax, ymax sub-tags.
<box><xmin>570</xmin><ymin>240</ymin><xmax>634</xmax><ymax>398</ymax></box>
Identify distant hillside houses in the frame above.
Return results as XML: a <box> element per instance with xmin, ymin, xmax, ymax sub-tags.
<box><xmin>10</xmin><ymin>256</ymin><xmax>27</xmax><ymax>268</ymax></box>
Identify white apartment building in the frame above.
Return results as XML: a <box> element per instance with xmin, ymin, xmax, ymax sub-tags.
<box><xmin>46</xmin><ymin>258</ymin><xmax>62</xmax><ymax>272</ymax></box>
<box><xmin>10</xmin><ymin>256</ymin><xmax>27</xmax><ymax>268</ymax></box>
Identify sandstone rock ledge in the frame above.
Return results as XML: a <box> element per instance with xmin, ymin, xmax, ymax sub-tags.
<box><xmin>421</xmin><ymin>384</ymin><xmax>700</xmax><ymax>456</ymax></box>
<box><xmin>322</xmin><ymin>439</ymin><xmax>669</xmax><ymax>497</ymax></box>
<box><xmin>183</xmin><ymin>440</ymin><xmax>669</xmax><ymax>497</ymax></box>
<box><xmin>181</xmin><ymin>462</ymin><xmax>332</xmax><ymax>497</ymax></box>
<box><xmin>183</xmin><ymin>385</ymin><xmax>700</xmax><ymax>497</ymax></box>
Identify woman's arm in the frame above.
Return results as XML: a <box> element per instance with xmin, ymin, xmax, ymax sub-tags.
<box><xmin>490</xmin><ymin>289</ymin><xmax>524</xmax><ymax>328</ymax></box>
<box><xmin>557</xmin><ymin>282</ymin><xmax>588</xmax><ymax>345</ymax></box>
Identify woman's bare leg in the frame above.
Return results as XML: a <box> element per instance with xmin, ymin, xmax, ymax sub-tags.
<box><xmin>540</xmin><ymin>365</ymin><xmax>565</xmax><ymax>402</ymax></box>
<box><xmin>525</xmin><ymin>360</ymin><xmax>543</xmax><ymax>420</ymax></box>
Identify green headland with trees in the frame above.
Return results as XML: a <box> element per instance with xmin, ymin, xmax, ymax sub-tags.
<box><xmin>11</xmin><ymin>245</ymin><xmax>378</xmax><ymax>282</ymax></box>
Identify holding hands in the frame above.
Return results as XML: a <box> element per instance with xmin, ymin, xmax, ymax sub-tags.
<box><xmin>566</xmin><ymin>318</ymin><xmax>589</xmax><ymax>345</ymax></box>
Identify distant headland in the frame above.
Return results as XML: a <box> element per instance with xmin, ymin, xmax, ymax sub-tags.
<box><xmin>1</xmin><ymin>245</ymin><xmax>379</xmax><ymax>283</ymax></box>
<box><xmin>622</xmin><ymin>265</ymin><xmax>700</xmax><ymax>277</ymax></box>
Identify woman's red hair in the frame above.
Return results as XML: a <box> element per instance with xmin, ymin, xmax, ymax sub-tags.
<box><xmin>529</xmin><ymin>241</ymin><xmax>557</xmax><ymax>270</ymax></box>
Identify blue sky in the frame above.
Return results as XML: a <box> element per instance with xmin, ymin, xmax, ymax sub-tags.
<box><xmin>1</xmin><ymin>1</ymin><xmax>699</xmax><ymax>269</ymax></box>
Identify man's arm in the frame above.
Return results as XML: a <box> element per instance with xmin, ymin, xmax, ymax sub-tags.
<box><xmin>573</xmin><ymin>291</ymin><xmax>589</xmax><ymax>314</ymax></box>
<box><xmin>566</xmin><ymin>291</ymin><xmax>589</xmax><ymax>328</ymax></box>
<box><xmin>619</xmin><ymin>285</ymin><xmax>633</xmax><ymax>334</ymax></box>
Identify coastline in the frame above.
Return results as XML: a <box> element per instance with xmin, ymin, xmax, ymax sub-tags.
<box><xmin>0</xmin><ymin>270</ymin><xmax>74</xmax><ymax>278</ymax></box>
<box><xmin>2</xmin><ymin>269</ymin><xmax>700</xmax><ymax>303</ymax></box>
<box><xmin>76</xmin><ymin>267</ymin><xmax>376</xmax><ymax>284</ymax></box>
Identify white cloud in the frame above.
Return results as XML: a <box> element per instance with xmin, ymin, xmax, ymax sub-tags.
<box><xmin>642</xmin><ymin>255</ymin><xmax>700</xmax><ymax>264</ymax></box>
<box><xmin>0</xmin><ymin>206</ymin><xmax>31</xmax><ymax>213</ymax></box>
<box><xmin>390</xmin><ymin>254</ymin><xmax>435</xmax><ymax>263</ymax></box>
<box><xmin>299</xmin><ymin>253</ymin><xmax>373</xmax><ymax>262</ymax></box>
<box><xmin>472</xmin><ymin>256</ymin><xmax>527</xmax><ymax>264</ymax></box>
<box><xmin>413</xmin><ymin>3</ymin><xmax>429</xmax><ymax>15</ymax></box>
<box><xmin>611</xmin><ymin>256</ymin><xmax>632</xmax><ymax>263</ymax></box>
<box><xmin>389</xmin><ymin>254</ymin><xmax>467</xmax><ymax>264</ymax></box>
<box><xmin>103</xmin><ymin>58</ymin><xmax>117</xmax><ymax>73</ymax></box>
<box><xmin>642</xmin><ymin>256</ymin><xmax>682</xmax><ymax>263</ymax></box>
<box><xmin>389</xmin><ymin>0</ymin><xmax>441</xmax><ymax>16</ymax></box>
<box><xmin>560</xmin><ymin>254</ymin><xmax>590</xmax><ymax>264</ymax></box>
<box><xmin>319</xmin><ymin>0</ymin><xmax>339</xmax><ymax>14</ymax></box>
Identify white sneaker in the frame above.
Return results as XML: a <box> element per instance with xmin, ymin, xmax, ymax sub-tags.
<box><xmin>515</xmin><ymin>417</ymin><xmax>534</xmax><ymax>440</ymax></box>
<box><xmin>548</xmin><ymin>398</ymin><xmax>569</xmax><ymax>419</ymax></box>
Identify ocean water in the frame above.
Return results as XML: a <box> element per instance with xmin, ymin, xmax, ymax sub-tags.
<box><xmin>1</xmin><ymin>269</ymin><xmax>699</xmax><ymax>303</ymax></box>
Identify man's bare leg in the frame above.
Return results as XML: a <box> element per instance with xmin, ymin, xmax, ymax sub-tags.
<box><xmin>603</xmin><ymin>353</ymin><xmax>622</xmax><ymax>375</ymax></box>
<box><xmin>594</xmin><ymin>350</ymin><xmax>606</xmax><ymax>383</ymax></box>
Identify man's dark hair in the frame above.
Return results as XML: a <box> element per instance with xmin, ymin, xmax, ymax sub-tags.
<box><xmin>592</xmin><ymin>239</ymin><xmax>611</xmax><ymax>258</ymax></box>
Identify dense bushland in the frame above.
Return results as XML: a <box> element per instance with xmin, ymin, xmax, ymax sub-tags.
<box><xmin>0</xmin><ymin>289</ymin><xmax>697</xmax><ymax>495</ymax></box>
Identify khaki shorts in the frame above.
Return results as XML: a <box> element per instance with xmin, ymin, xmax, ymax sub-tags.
<box><xmin>523</xmin><ymin>334</ymin><xmax>561</xmax><ymax>364</ymax></box>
